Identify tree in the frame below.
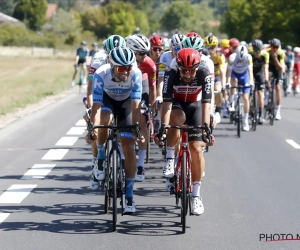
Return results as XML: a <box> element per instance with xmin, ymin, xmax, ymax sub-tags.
<box><xmin>160</xmin><ymin>1</ymin><xmax>198</xmax><ymax>33</ymax></box>
<box><xmin>0</xmin><ymin>0</ymin><xmax>15</xmax><ymax>16</ymax></box>
<box><xmin>13</xmin><ymin>0</ymin><xmax>48</xmax><ymax>30</ymax></box>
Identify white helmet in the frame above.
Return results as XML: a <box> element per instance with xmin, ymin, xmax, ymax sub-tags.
<box><xmin>236</xmin><ymin>45</ymin><xmax>248</xmax><ymax>60</ymax></box>
<box><xmin>171</xmin><ymin>33</ymin><xmax>186</xmax><ymax>47</ymax></box>
<box><xmin>293</xmin><ymin>47</ymin><xmax>300</xmax><ymax>53</ymax></box>
<box><xmin>126</xmin><ymin>34</ymin><xmax>150</xmax><ymax>53</ymax></box>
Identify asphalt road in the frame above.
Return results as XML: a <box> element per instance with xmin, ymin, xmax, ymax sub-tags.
<box><xmin>0</xmin><ymin>91</ymin><xmax>300</xmax><ymax>250</ymax></box>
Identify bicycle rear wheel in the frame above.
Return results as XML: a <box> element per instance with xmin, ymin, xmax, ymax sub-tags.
<box><xmin>181</xmin><ymin>151</ymin><xmax>187</xmax><ymax>234</ymax></box>
<box><xmin>146</xmin><ymin>127</ymin><xmax>150</xmax><ymax>163</ymax></box>
<box><xmin>251</xmin><ymin>90</ymin><xmax>257</xmax><ymax>131</ymax></box>
<box><xmin>112</xmin><ymin>144</ymin><xmax>118</xmax><ymax>232</ymax></box>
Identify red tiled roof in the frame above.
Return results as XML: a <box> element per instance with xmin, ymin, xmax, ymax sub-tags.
<box><xmin>46</xmin><ymin>3</ymin><xmax>57</xmax><ymax>19</ymax></box>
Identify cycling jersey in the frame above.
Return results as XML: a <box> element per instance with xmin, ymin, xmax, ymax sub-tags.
<box><xmin>210</xmin><ymin>52</ymin><xmax>225</xmax><ymax>75</ymax></box>
<box><xmin>89</xmin><ymin>51</ymin><xmax>108</xmax><ymax>80</ymax></box>
<box><xmin>76</xmin><ymin>47</ymin><xmax>89</xmax><ymax>61</ymax></box>
<box><xmin>138</xmin><ymin>56</ymin><xmax>157</xmax><ymax>86</ymax></box>
<box><xmin>158</xmin><ymin>51</ymin><xmax>173</xmax><ymax>77</ymax></box>
<box><xmin>223</xmin><ymin>48</ymin><xmax>231</xmax><ymax>61</ymax></box>
<box><xmin>249</xmin><ymin>50</ymin><xmax>269</xmax><ymax>74</ymax></box>
<box><xmin>285</xmin><ymin>52</ymin><xmax>294</xmax><ymax>64</ymax></box>
<box><xmin>294</xmin><ymin>54</ymin><xmax>300</xmax><ymax>74</ymax></box>
<box><xmin>89</xmin><ymin>49</ymin><xmax>98</xmax><ymax>58</ymax></box>
<box><xmin>163</xmin><ymin>67</ymin><xmax>213</xmax><ymax>103</ymax></box>
<box><xmin>93</xmin><ymin>64</ymin><xmax>142</xmax><ymax>103</ymax></box>
<box><xmin>266</xmin><ymin>48</ymin><xmax>285</xmax><ymax>72</ymax></box>
<box><xmin>228</xmin><ymin>53</ymin><xmax>253</xmax><ymax>74</ymax></box>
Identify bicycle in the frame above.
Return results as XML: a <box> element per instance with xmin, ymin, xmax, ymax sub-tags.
<box><xmin>158</xmin><ymin>123</ymin><xmax>212</xmax><ymax>234</ymax></box>
<box><xmin>249</xmin><ymin>86</ymin><xmax>257</xmax><ymax>131</ymax></box>
<box><xmin>87</xmin><ymin>120</ymin><xmax>141</xmax><ymax>232</ymax></box>
<box><xmin>264</xmin><ymin>78</ymin><xmax>276</xmax><ymax>125</ymax></box>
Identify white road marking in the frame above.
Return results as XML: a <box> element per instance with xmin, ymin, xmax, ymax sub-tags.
<box><xmin>55</xmin><ymin>137</ymin><xmax>78</xmax><ymax>146</ymax></box>
<box><xmin>0</xmin><ymin>184</ymin><xmax>37</xmax><ymax>204</ymax></box>
<box><xmin>0</xmin><ymin>213</ymin><xmax>10</xmax><ymax>224</ymax></box>
<box><xmin>286</xmin><ymin>139</ymin><xmax>300</xmax><ymax>149</ymax></box>
<box><xmin>41</xmin><ymin>149</ymin><xmax>69</xmax><ymax>160</ymax></box>
<box><xmin>75</xmin><ymin>119</ymin><xmax>86</xmax><ymax>126</ymax></box>
<box><xmin>66</xmin><ymin>127</ymin><xmax>86</xmax><ymax>135</ymax></box>
<box><xmin>22</xmin><ymin>164</ymin><xmax>56</xmax><ymax>179</ymax></box>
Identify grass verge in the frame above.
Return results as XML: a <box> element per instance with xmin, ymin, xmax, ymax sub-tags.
<box><xmin>0</xmin><ymin>57</ymin><xmax>73</xmax><ymax>115</ymax></box>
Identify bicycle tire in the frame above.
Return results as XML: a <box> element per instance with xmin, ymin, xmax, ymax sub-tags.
<box><xmin>104</xmin><ymin>138</ymin><xmax>112</xmax><ymax>214</ymax></box>
<box><xmin>146</xmin><ymin>127</ymin><xmax>150</xmax><ymax>163</ymax></box>
<box><xmin>112</xmin><ymin>143</ymin><xmax>118</xmax><ymax>232</ymax></box>
<box><xmin>237</xmin><ymin>96</ymin><xmax>241</xmax><ymax>137</ymax></box>
<box><xmin>270</xmin><ymin>82</ymin><xmax>274</xmax><ymax>126</ymax></box>
<box><xmin>251</xmin><ymin>90</ymin><xmax>257</xmax><ymax>131</ymax></box>
<box><xmin>181</xmin><ymin>150</ymin><xmax>187</xmax><ymax>234</ymax></box>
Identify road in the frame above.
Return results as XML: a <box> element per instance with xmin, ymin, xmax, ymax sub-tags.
<box><xmin>0</xmin><ymin>92</ymin><xmax>300</xmax><ymax>250</ymax></box>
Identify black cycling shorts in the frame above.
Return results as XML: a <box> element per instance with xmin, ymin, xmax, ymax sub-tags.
<box><xmin>254</xmin><ymin>73</ymin><xmax>264</xmax><ymax>91</ymax></box>
<box><xmin>101</xmin><ymin>92</ymin><xmax>133</xmax><ymax>139</ymax></box>
<box><xmin>270</xmin><ymin>69</ymin><xmax>283</xmax><ymax>84</ymax></box>
<box><xmin>172</xmin><ymin>100</ymin><xmax>202</xmax><ymax>142</ymax></box>
<box><xmin>78</xmin><ymin>59</ymin><xmax>86</xmax><ymax>65</ymax></box>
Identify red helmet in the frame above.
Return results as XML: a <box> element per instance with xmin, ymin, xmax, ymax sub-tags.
<box><xmin>186</xmin><ymin>31</ymin><xmax>201</xmax><ymax>38</ymax></box>
<box><xmin>149</xmin><ymin>35</ymin><xmax>164</xmax><ymax>46</ymax></box>
<box><xmin>229</xmin><ymin>38</ymin><xmax>240</xmax><ymax>47</ymax></box>
<box><xmin>176</xmin><ymin>48</ymin><xmax>201</xmax><ymax>68</ymax></box>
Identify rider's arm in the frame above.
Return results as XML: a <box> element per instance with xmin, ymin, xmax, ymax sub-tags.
<box><xmin>131</xmin><ymin>70</ymin><xmax>143</xmax><ymax>124</ymax></box>
<box><xmin>290</xmin><ymin>53</ymin><xmax>294</xmax><ymax>71</ymax></box>
<box><xmin>149</xmin><ymin>67</ymin><xmax>157</xmax><ymax>107</ymax></box>
<box><xmin>263</xmin><ymin>51</ymin><xmax>270</xmax><ymax>81</ymax></box>
<box><xmin>273</xmin><ymin>51</ymin><xmax>284</xmax><ymax>71</ymax></box>
<box><xmin>161</xmin><ymin>69</ymin><xmax>174</xmax><ymax>125</ymax></box>
<box><xmin>247</xmin><ymin>55</ymin><xmax>254</xmax><ymax>84</ymax></box>
<box><xmin>75</xmin><ymin>48</ymin><xmax>80</xmax><ymax>64</ymax></box>
<box><xmin>90</xmin><ymin>74</ymin><xmax>104</xmax><ymax>126</ymax></box>
<box><xmin>201</xmin><ymin>72</ymin><xmax>213</xmax><ymax>126</ymax></box>
<box><xmin>219</xmin><ymin>54</ymin><xmax>226</xmax><ymax>89</ymax></box>
<box><xmin>157</xmin><ymin>60</ymin><xmax>167</xmax><ymax>98</ymax></box>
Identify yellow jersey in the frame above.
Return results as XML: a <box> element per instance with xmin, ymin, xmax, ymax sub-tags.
<box><xmin>211</xmin><ymin>52</ymin><xmax>225</xmax><ymax>75</ymax></box>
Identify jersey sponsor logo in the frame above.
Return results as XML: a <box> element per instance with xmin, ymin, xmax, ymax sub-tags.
<box><xmin>159</xmin><ymin>64</ymin><xmax>166</xmax><ymax>72</ymax></box>
<box><xmin>151</xmin><ymin>73</ymin><xmax>156</xmax><ymax>81</ymax></box>
<box><xmin>93</xmin><ymin>75</ymin><xmax>104</xmax><ymax>89</ymax></box>
<box><xmin>204</xmin><ymin>76</ymin><xmax>212</xmax><ymax>94</ymax></box>
<box><xmin>162</xmin><ymin>57</ymin><xmax>168</xmax><ymax>63</ymax></box>
<box><xmin>163</xmin><ymin>74</ymin><xmax>169</xmax><ymax>93</ymax></box>
<box><xmin>174</xmin><ymin>86</ymin><xmax>202</xmax><ymax>94</ymax></box>
<box><xmin>93</xmin><ymin>90</ymin><xmax>101</xmax><ymax>95</ymax></box>
<box><xmin>200</xmin><ymin>60</ymin><xmax>206</xmax><ymax>67</ymax></box>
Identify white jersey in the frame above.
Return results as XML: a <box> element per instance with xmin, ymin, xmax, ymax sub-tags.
<box><xmin>89</xmin><ymin>51</ymin><xmax>108</xmax><ymax>80</ymax></box>
<box><xmin>228</xmin><ymin>53</ymin><xmax>253</xmax><ymax>74</ymax></box>
<box><xmin>93</xmin><ymin>64</ymin><xmax>142</xmax><ymax>103</ymax></box>
<box><xmin>158</xmin><ymin>51</ymin><xmax>174</xmax><ymax>77</ymax></box>
<box><xmin>169</xmin><ymin>54</ymin><xmax>214</xmax><ymax>76</ymax></box>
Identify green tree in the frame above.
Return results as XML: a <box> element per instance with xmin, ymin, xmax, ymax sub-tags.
<box><xmin>0</xmin><ymin>0</ymin><xmax>15</xmax><ymax>16</ymax></box>
<box><xmin>160</xmin><ymin>1</ymin><xmax>198</xmax><ymax>34</ymax></box>
<box><xmin>13</xmin><ymin>0</ymin><xmax>47</xmax><ymax>30</ymax></box>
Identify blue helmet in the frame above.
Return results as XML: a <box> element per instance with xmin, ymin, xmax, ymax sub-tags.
<box><xmin>109</xmin><ymin>47</ymin><xmax>136</xmax><ymax>66</ymax></box>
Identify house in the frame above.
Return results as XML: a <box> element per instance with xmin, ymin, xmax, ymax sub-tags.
<box><xmin>0</xmin><ymin>12</ymin><xmax>25</xmax><ymax>27</ymax></box>
<box><xmin>46</xmin><ymin>3</ymin><xmax>57</xmax><ymax>19</ymax></box>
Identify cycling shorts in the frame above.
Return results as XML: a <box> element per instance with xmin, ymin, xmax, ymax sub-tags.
<box><xmin>254</xmin><ymin>72</ymin><xmax>264</xmax><ymax>91</ymax></box>
<box><xmin>231</xmin><ymin>70</ymin><xmax>250</xmax><ymax>94</ymax></box>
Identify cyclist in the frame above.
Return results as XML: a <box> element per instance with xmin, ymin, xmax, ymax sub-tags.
<box><xmin>86</xmin><ymin>35</ymin><xmax>127</xmax><ymax>190</ymax></box>
<box><xmin>227</xmin><ymin>38</ymin><xmax>240</xmax><ymax>61</ymax></box>
<box><xmin>88</xmin><ymin>47</ymin><xmax>144</xmax><ymax>213</ymax></box>
<box><xmin>126</xmin><ymin>34</ymin><xmax>157</xmax><ymax>182</ymax></box>
<box><xmin>284</xmin><ymin>45</ymin><xmax>294</xmax><ymax>93</ymax></box>
<box><xmin>250</xmin><ymin>39</ymin><xmax>269</xmax><ymax>124</ymax></box>
<box><xmin>204</xmin><ymin>35</ymin><xmax>226</xmax><ymax>123</ymax></box>
<box><xmin>156</xmin><ymin>48</ymin><xmax>215</xmax><ymax>215</ymax></box>
<box><xmin>149</xmin><ymin>35</ymin><xmax>165</xmax><ymax>77</ymax></box>
<box><xmin>226</xmin><ymin>45</ymin><xmax>254</xmax><ymax>131</ymax></box>
<box><xmin>89</xmin><ymin>42</ymin><xmax>98</xmax><ymax>62</ymax></box>
<box><xmin>71</xmin><ymin>41</ymin><xmax>89</xmax><ymax>88</ymax></box>
<box><xmin>293</xmin><ymin>47</ymin><xmax>300</xmax><ymax>93</ymax></box>
<box><xmin>266</xmin><ymin>38</ymin><xmax>285</xmax><ymax>120</ymax></box>
<box><xmin>220</xmin><ymin>39</ymin><xmax>230</xmax><ymax>64</ymax></box>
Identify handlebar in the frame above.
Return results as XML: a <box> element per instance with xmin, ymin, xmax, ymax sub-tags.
<box><xmin>158</xmin><ymin>122</ymin><xmax>212</xmax><ymax>144</ymax></box>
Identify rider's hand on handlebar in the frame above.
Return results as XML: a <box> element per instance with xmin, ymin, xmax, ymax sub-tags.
<box><xmin>132</xmin><ymin>128</ymin><xmax>145</xmax><ymax>143</ymax></box>
<box><xmin>83</xmin><ymin>108</ymin><xmax>91</xmax><ymax>121</ymax></box>
<box><xmin>202</xmin><ymin>132</ymin><xmax>215</xmax><ymax>146</ymax></box>
<box><xmin>85</xmin><ymin>129</ymin><xmax>97</xmax><ymax>144</ymax></box>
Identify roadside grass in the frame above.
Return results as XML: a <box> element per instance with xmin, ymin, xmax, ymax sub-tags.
<box><xmin>0</xmin><ymin>57</ymin><xmax>73</xmax><ymax>115</ymax></box>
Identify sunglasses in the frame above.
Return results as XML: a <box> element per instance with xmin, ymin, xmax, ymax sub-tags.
<box><xmin>271</xmin><ymin>46</ymin><xmax>279</xmax><ymax>49</ymax></box>
<box><xmin>206</xmin><ymin>46</ymin><xmax>216</xmax><ymax>50</ymax></box>
<box><xmin>254</xmin><ymin>49</ymin><xmax>261</xmax><ymax>53</ymax></box>
<box><xmin>116</xmin><ymin>65</ymin><xmax>132</xmax><ymax>72</ymax></box>
<box><xmin>137</xmin><ymin>51</ymin><xmax>147</xmax><ymax>56</ymax></box>
<box><xmin>152</xmin><ymin>47</ymin><xmax>163</xmax><ymax>52</ymax></box>
<box><xmin>178</xmin><ymin>66</ymin><xmax>198</xmax><ymax>75</ymax></box>
<box><xmin>172</xmin><ymin>46</ymin><xmax>181</xmax><ymax>52</ymax></box>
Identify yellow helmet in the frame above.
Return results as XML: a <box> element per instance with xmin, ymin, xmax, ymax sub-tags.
<box><xmin>204</xmin><ymin>35</ymin><xmax>218</xmax><ymax>47</ymax></box>
<box><xmin>220</xmin><ymin>39</ymin><xmax>230</xmax><ymax>48</ymax></box>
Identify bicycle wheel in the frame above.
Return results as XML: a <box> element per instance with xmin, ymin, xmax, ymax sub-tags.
<box><xmin>104</xmin><ymin>138</ymin><xmax>112</xmax><ymax>214</ymax></box>
<box><xmin>251</xmin><ymin>90</ymin><xmax>257</xmax><ymax>131</ymax></box>
<box><xmin>146</xmin><ymin>127</ymin><xmax>150</xmax><ymax>163</ymax></box>
<box><xmin>269</xmin><ymin>82</ymin><xmax>274</xmax><ymax>126</ymax></box>
<box><xmin>112</xmin><ymin>143</ymin><xmax>118</xmax><ymax>232</ymax></box>
<box><xmin>181</xmin><ymin>150</ymin><xmax>187</xmax><ymax>234</ymax></box>
<box><xmin>237</xmin><ymin>96</ymin><xmax>241</xmax><ymax>137</ymax></box>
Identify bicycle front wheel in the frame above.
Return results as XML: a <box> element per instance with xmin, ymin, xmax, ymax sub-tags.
<box><xmin>112</xmin><ymin>146</ymin><xmax>118</xmax><ymax>232</ymax></box>
<box><xmin>181</xmin><ymin>150</ymin><xmax>187</xmax><ymax>234</ymax></box>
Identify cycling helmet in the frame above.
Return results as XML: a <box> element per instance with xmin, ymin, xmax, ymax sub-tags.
<box><xmin>229</xmin><ymin>38</ymin><xmax>240</xmax><ymax>47</ymax></box>
<box><xmin>171</xmin><ymin>33</ymin><xmax>186</xmax><ymax>47</ymax></box>
<box><xmin>269</xmin><ymin>38</ymin><xmax>281</xmax><ymax>47</ymax></box>
<box><xmin>163</xmin><ymin>38</ymin><xmax>170</xmax><ymax>51</ymax></box>
<box><xmin>204</xmin><ymin>35</ymin><xmax>218</xmax><ymax>47</ymax></box>
<box><xmin>109</xmin><ymin>47</ymin><xmax>136</xmax><ymax>66</ymax></box>
<box><xmin>251</xmin><ymin>39</ymin><xmax>264</xmax><ymax>51</ymax></box>
<box><xmin>149</xmin><ymin>35</ymin><xmax>164</xmax><ymax>46</ymax></box>
<box><xmin>92</xmin><ymin>42</ymin><xmax>98</xmax><ymax>47</ymax></box>
<box><xmin>202</xmin><ymin>48</ymin><xmax>209</xmax><ymax>56</ymax></box>
<box><xmin>186</xmin><ymin>31</ymin><xmax>201</xmax><ymax>38</ymax></box>
<box><xmin>240</xmin><ymin>41</ymin><xmax>247</xmax><ymax>46</ymax></box>
<box><xmin>286</xmin><ymin>45</ymin><xmax>292</xmax><ymax>51</ymax></box>
<box><xmin>126</xmin><ymin>34</ymin><xmax>150</xmax><ymax>52</ymax></box>
<box><xmin>182</xmin><ymin>37</ymin><xmax>204</xmax><ymax>51</ymax></box>
<box><xmin>236</xmin><ymin>45</ymin><xmax>248</xmax><ymax>61</ymax></box>
<box><xmin>176</xmin><ymin>48</ymin><xmax>201</xmax><ymax>68</ymax></box>
<box><xmin>105</xmin><ymin>35</ymin><xmax>126</xmax><ymax>54</ymax></box>
<box><xmin>294</xmin><ymin>47</ymin><xmax>300</xmax><ymax>53</ymax></box>
<box><xmin>220</xmin><ymin>39</ymin><xmax>230</xmax><ymax>48</ymax></box>
<box><xmin>81</xmin><ymin>41</ymin><xmax>87</xmax><ymax>46</ymax></box>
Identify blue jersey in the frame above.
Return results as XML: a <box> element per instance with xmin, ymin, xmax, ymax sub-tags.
<box><xmin>76</xmin><ymin>47</ymin><xmax>89</xmax><ymax>60</ymax></box>
<box><xmin>93</xmin><ymin>64</ymin><xmax>142</xmax><ymax>103</ymax></box>
<box><xmin>89</xmin><ymin>50</ymin><xmax>98</xmax><ymax>58</ymax></box>
<box><xmin>285</xmin><ymin>52</ymin><xmax>294</xmax><ymax>64</ymax></box>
